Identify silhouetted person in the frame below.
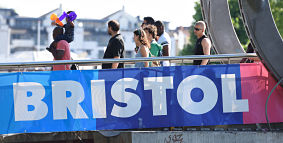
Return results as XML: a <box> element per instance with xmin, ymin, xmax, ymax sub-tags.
<box><xmin>241</xmin><ymin>43</ymin><xmax>255</xmax><ymax>63</ymax></box>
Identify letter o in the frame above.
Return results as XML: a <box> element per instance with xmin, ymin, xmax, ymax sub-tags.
<box><xmin>177</xmin><ymin>75</ymin><xmax>218</xmax><ymax>114</ymax></box>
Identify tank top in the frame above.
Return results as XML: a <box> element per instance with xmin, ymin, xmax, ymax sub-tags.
<box><xmin>135</xmin><ymin>45</ymin><xmax>149</xmax><ymax>68</ymax></box>
<box><xmin>193</xmin><ymin>35</ymin><xmax>208</xmax><ymax>65</ymax></box>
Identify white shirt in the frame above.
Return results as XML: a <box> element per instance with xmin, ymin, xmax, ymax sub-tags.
<box><xmin>157</xmin><ymin>31</ymin><xmax>171</xmax><ymax>66</ymax></box>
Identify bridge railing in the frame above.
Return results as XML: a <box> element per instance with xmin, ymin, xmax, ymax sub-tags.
<box><xmin>0</xmin><ymin>53</ymin><xmax>257</xmax><ymax>70</ymax></box>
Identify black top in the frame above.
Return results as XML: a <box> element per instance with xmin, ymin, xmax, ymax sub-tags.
<box><xmin>102</xmin><ymin>34</ymin><xmax>125</xmax><ymax>69</ymax></box>
<box><xmin>240</xmin><ymin>43</ymin><xmax>255</xmax><ymax>63</ymax></box>
<box><xmin>193</xmin><ymin>35</ymin><xmax>208</xmax><ymax>65</ymax></box>
<box><xmin>55</xmin><ymin>22</ymin><xmax>74</xmax><ymax>43</ymax></box>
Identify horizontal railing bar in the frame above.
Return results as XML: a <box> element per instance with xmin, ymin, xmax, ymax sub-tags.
<box><xmin>0</xmin><ymin>53</ymin><xmax>257</xmax><ymax>68</ymax></box>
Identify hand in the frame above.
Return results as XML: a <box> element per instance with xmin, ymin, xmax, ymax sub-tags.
<box><xmin>46</xmin><ymin>47</ymin><xmax>51</xmax><ymax>52</ymax></box>
<box><xmin>46</xmin><ymin>46</ymin><xmax>56</xmax><ymax>54</ymax></box>
<box><xmin>51</xmin><ymin>21</ymin><xmax>56</xmax><ymax>26</ymax></box>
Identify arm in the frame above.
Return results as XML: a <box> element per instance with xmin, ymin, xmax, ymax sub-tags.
<box><xmin>52</xmin><ymin>50</ymin><xmax>65</xmax><ymax>60</ymax></box>
<box><xmin>201</xmin><ymin>38</ymin><xmax>211</xmax><ymax>65</ymax></box>
<box><xmin>112</xmin><ymin>56</ymin><xmax>120</xmax><ymax>69</ymax></box>
<box><xmin>111</xmin><ymin>39</ymin><xmax>124</xmax><ymax>69</ymax></box>
<box><xmin>68</xmin><ymin>21</ymin><xmax>75</xmax><ymax>27</ymax></box>
<box><xmin>140</xmin><ymin>45</ymin><xmax>149</xmax><ymax>67</ymax></box>
<box><xmin>248</xmin><ymin>57</ymin><xmax>260</xmax><ymax>62</ymax></box>
<box><xmin>53</xmin><ymin>41</ymin><xmax>67</xmax><ymax>60</ymax></box>
<box><xmin>51</xmin><ymin>21</ymin><xmax>63</xmax><ymax>27</ymax></box>
<box><xmin>46</xmin><ymin>41</ymin><xmax>65</xmax><ymax>60</ymax></box>
<box><xmin>162</xmin><ymin>45</ymin><xmax>169</xmax><ymax>56</ymax></box>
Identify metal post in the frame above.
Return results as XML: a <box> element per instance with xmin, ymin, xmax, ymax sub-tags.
<box><xmin>37</xmin><ymin>20</ymin><xmax>41</xmax><ymax>51</ymax></box>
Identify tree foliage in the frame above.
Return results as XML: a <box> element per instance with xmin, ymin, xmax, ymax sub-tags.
<box><xmin>270</xmin><ymin>0</ymin><xmax>283</xmax><ymax>37</ymax></box>
<box><xmin>181</xmin><ymin>0</ymin><xmax>283</xmax><ymax>56</ymax></box>
<box><xmin>181</xmin><ymin>0</ymin><xmax>249</xmax><ymax>55</ymax></box>
<box><xmin>180</xmin><ymin>2</ymin><xmax>202</xmax><ymax>56</ymax></box>
<box><xmin>228</xmin><ymin>0</ymin><xmax>249</xmax><ymax>46</ymax></box>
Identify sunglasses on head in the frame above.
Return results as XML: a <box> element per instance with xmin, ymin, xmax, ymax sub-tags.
<box><xmin>194</xmin><ymin>27</ymin><xmax>201</xmax><ymax>31</ymax></box>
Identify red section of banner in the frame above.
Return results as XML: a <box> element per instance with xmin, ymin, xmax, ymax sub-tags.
<box><xmin>240</xmin><ymin>63</ymin><xmax>283</xmax><ymax>124</ymax></box>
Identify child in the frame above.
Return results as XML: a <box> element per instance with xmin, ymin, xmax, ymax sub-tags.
<box><xmin>46</xmin><ymin>11</ymin><xmax>75</xmax><ymax>52</ymax></box>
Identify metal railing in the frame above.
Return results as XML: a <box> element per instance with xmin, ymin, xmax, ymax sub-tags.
<box><xmin>0</xmin><ymin>53</ymin><xmax>257</xmax><ymax>69</ymax></box>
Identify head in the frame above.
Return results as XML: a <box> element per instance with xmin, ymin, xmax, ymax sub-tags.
<box><xmin>133</xmin><ymin>29</ymin><xmax>149</xmax><ymax>47</ymax></box>
<box><xmin>143</xmin><ymin>25</ymin><xmax>157</xmax><ymax>42</ymax></box>
<box><xmin>108</xmin><ymin>20</ymin><xmax>120</xmax><ymax>36</ymax></box>
<box><xmin>66</xmin><ymin>11</ymin><xmax>74</xmax><ymax>22</ymax></box>
<box><xmin>142</xmin><ymin>17</ymin><xmax>155</xmax><ymax>28</ymax></box>
<box><xmin>194</xmin><ymin>21</ymin><xmax>206</xmax><ymax>37</ymax></box>
<box><xmin>52</xmin><ymin>27</ymin><xmax>64</xmax><ymax>40</ymax></box>
<box><xmin>247</xmin><ymin>43</ymin><xmax>255</xmax><ymax>53</ymax></box>
<box><xmin>155</xmin><ymin>20</ymin><xmax>164</xmax><ymax>36</ymax></box>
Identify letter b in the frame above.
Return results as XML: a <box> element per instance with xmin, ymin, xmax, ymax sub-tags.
<box><xmin>13</xmin><ymin>82</ymin><xmax>48</xmax><ymax>121</ymax></box>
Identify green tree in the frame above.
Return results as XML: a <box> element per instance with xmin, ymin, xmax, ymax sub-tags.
<box><xmin>180</xmin><ymin>2</ymin><xmax>202</xmax><ymax>56</ymax></box>
<box><xmin>270</xmin><ymin>0</ymin><xmax>283</xmax><ymax>37</ymax></box>
<box><xmin>181</xmin><ymin>0</ymin><xmax>282</xmax><ymax>56</ymax></box>
<box><xmin>181</xmin><ymin>0</ymin><xmax>249</xmax><ymax>55</ymax></box>
<box><xmin>228</xmin><ymin>0</ymin><xmax>249</xmax><ymax>46</ymax></box>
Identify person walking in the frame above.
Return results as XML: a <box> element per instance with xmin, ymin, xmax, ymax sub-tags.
<box><xmin>133</xmin><ymin>29</ymin><xmax>150</xmax><ymax>68</ymax></box>
<box><xmin>144</xmin><ymin>25</ymin><xmax>162</xmax><ymax>67</ymax></box>
<box><xmin>102</xmin><ymin>20</ymin><xmax>125</xmax><ymax>69</ymax></box>
<box><xmin>193</xmin><ymin>21</ymin><xmax>211</xmax><ymax>65</ymax></box>
<box><xmin>155</xmin><ymin>20</ymin><xmax>171</xmax><ymax>66</ymax></box>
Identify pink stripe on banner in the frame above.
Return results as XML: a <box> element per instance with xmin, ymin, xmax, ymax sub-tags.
<box><xmin>240</xmin><ymin>63</ymin><xmax>283</xmax><ymax>124</ymax></box>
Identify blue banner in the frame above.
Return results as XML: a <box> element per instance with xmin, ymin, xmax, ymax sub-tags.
<box><xmin>0</xmin><ymin>65</ymin><xmax>249</xmax><ymax>134</ymax></box>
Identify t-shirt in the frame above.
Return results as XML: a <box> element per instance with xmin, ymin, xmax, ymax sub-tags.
<box><xmin>157</xmin><ymin>32</ymin><xmax>171</xmax><ymax>66</ymax></box>
<box><xmin>52</xmin><ymin>40</ymin><xmax>71</xmax><ymax>71</ymax></box>
<box><xmin>149</xmin><ymin>40</ymin><xmax>163</xmax><ymax>57</ymax></box>
<box><xmin>102</xmin><ymin>34</ymin><xmax>125</xmax><ymax>69</ymax></box>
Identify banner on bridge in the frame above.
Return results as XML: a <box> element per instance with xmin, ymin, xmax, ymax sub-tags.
<box><xmin>0</xmin><ymin>63</ymin><xmax>282</xmax><ymax>134</ymax></box>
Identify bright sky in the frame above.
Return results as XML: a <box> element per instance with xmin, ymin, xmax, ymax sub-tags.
<box><xmin>0</xmin><ymin>0</ymin><xmax>198</xmax><ymax>29</ymax></box>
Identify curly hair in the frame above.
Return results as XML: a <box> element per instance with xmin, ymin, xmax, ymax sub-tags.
<box><xmin>143</xmin><ymin>25</ymin><xmax>157</xmax><ymax>39</ymax></box>
<box><xmin>133</xmin><ymin>29</ymin><xmax>150</xmax><ymax>48</ymax></box>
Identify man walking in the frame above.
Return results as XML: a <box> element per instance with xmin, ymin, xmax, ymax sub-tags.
<box><xmin>102</xmin><ymin>20</ymin><xmax>125</xmax><ymax>69</ymax></box>
<box><xmin>193</xmin><ymin>21</ymin><xmax>211</xmax><ymax>65</ymax></box>
<box><xmin>155</xmin><ymin>20</ymin><xmax>171</xmax><ymax>66</ymax></box>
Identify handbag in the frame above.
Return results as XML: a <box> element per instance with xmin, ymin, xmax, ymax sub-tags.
<box><xmin>71</xmin><ymin>64</ymin><xmax>79</xmax><ymax>70</ymax></box>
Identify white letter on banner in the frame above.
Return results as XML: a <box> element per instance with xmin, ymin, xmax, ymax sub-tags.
<box><xmin>13</xmin><ymin>82</ymin><xmax>48</xmax><ymax>121</ymax></box>
<box><xmin>52</xmin><ymin>81</ymin><xmax>88</xmax><ymax>120</ymax></box>
<box><xmin>144</xmin><ymin>76</ymin><xmax>173</xmax><ymax>116</ymax></box>
<box><xmin>91</xmin><ymin>80</ymin><xmax>107</xmax><ymax>118</ymax></box>
<box><xmin>111</xmin><ymin>78</ymin><xmax>141</xmax><ymax>118</ymax></box>
<box><xmin>221</xmin><ymin>74</ymin><xmax>249</xmax><ymax>113</ymax></box>
<box><xmin>177</xmin><ymin>75</ymin><xmax>218</xmax><ymax>114</ymax></box>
